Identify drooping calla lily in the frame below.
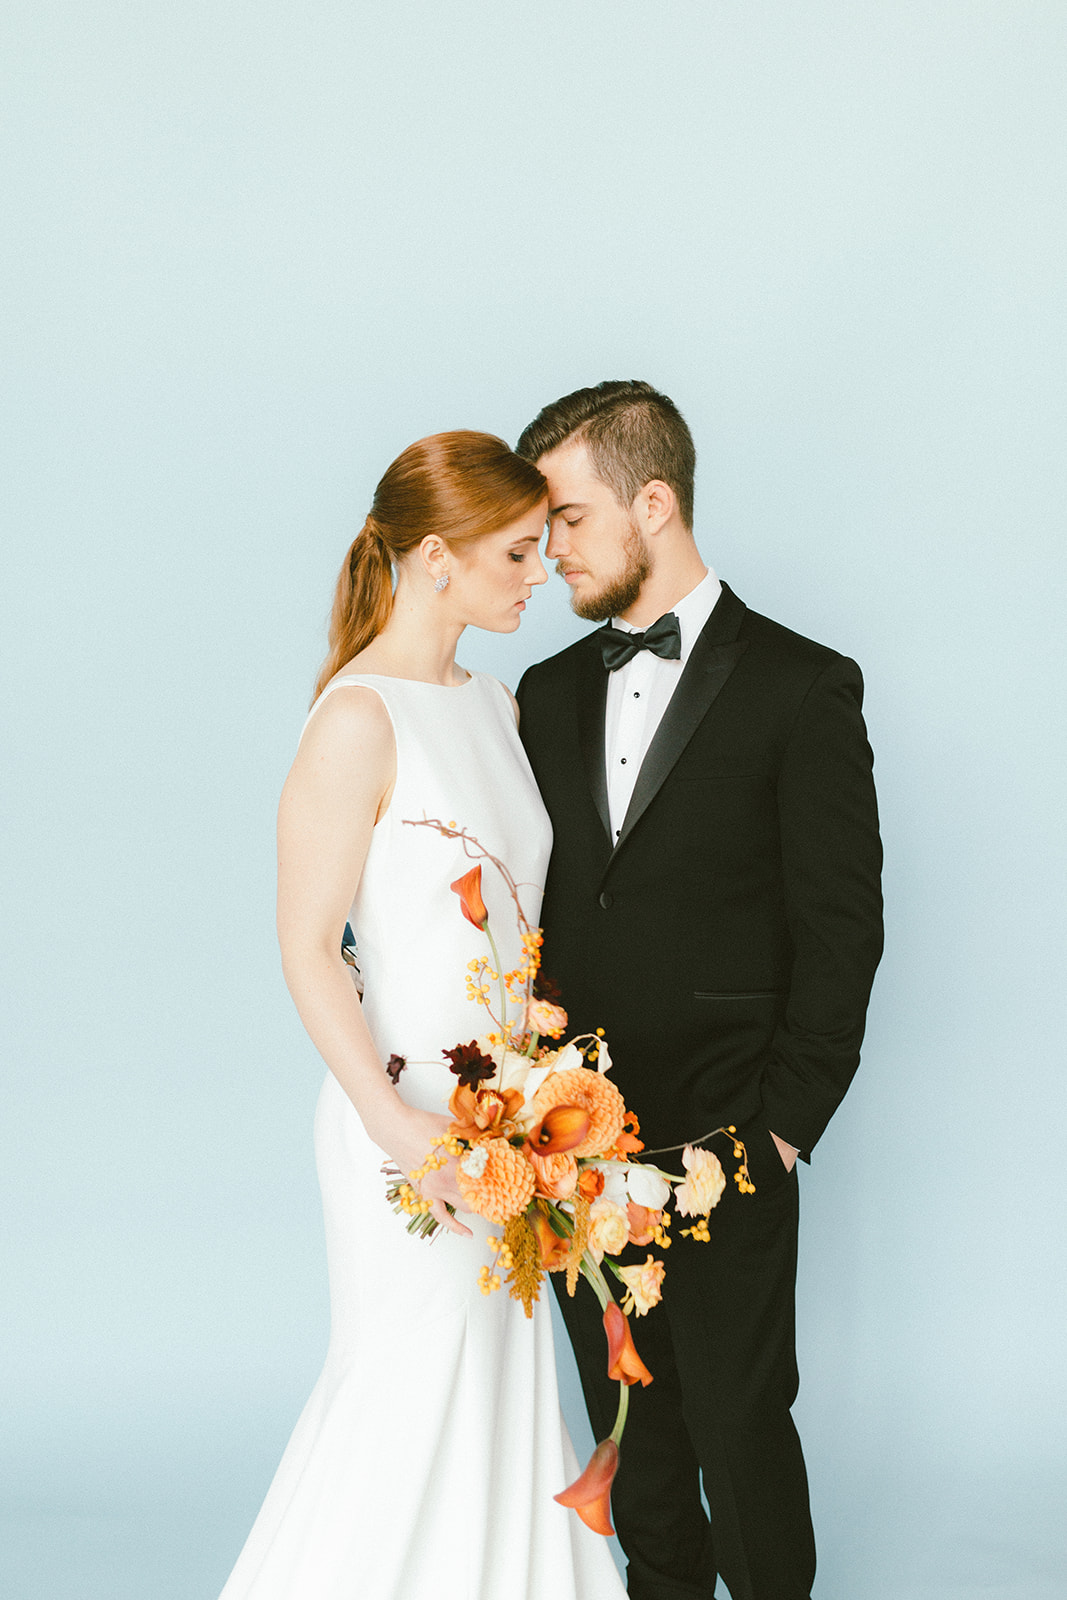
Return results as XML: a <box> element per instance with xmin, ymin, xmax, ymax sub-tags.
<box><xmin>528</xmin><ymin>1103</ymin><xmax>591</xmax><ymax>1155</ymax></box>
<box><xmin>554</xmin><ymin>1439</ymin><xmax>619</xmax><ymax>1535</ymax></box>
<box><xmin>603</xmin><ymin>1299</ymin><xmax>654</xmax><ymax>1388</ymax></box>
<box><xmin>450</xmin><ymin>865</ymin><xmax>488</xmax><ymax>929</ymax></box>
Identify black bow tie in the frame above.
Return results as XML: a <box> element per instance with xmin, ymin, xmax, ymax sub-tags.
<box><xmin>598</xmin><ymin>612</ymin><xmax>682</xmax><ymax>671</ymax></box>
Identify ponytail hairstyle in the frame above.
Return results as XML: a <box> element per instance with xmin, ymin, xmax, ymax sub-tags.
<box><xmin>313</xmin><ymin>431</ymin><xmax>546</xmax><ymax>703</ymax></box>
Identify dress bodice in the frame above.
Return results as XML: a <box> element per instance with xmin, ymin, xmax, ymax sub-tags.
<box><xmin>303</xmin><ymin>671</ymin><xmax>552</xmax><ymax>1091</ymax></box>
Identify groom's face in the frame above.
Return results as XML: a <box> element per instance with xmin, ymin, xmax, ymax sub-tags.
<box><xmin>539</xmin><ymin>440</ymin><xmax>650</xmax><ymax>622</ymax></box>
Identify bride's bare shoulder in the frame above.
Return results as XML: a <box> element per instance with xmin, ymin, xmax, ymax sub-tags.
<box><xmin>296</xmin><ymin>675</ymin><xmax>394</xmax><ymax>768</ymax></box>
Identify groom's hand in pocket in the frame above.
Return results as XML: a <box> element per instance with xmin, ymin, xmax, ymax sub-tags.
<box><xmin>769</xmin><ymin>1130</ymin><xmax>799</xmax><ymax>1172</ymax></box>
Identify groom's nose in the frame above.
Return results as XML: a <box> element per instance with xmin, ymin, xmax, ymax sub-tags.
<box><xmin>545</xmin><ymin>523</ymin><xmax>567</xmax><ymax>559</ymax></box>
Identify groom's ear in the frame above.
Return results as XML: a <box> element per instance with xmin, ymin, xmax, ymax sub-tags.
<box><xmin>633</xmin><ymin>479</ymin><xmax>676</xmax><ymax>537</ymax></box>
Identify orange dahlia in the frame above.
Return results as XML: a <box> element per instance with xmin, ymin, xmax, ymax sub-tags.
<box><xmin>529</xmin><ymin>1067</ymin><xmax>626</xmax><ymax>1159</ymax></box>
<box><xmin>456</xmin><ymin>1138</ymin><xmax>536</xmax><ymax>1223</ymax></box>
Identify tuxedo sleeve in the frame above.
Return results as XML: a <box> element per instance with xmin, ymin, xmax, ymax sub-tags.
<box><xmin>757</xmin><ymin>655</ymin><xmax>883</xmax><ymax>1156</ymax></box>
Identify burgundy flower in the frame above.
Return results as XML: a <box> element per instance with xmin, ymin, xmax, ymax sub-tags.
<box><xmin>385</xmin><ymin>1054</ymin><xmax>407</xmax><ymax>1085</ymax></box>
<box><xmin>443</xmin><ymin>1040</ymin><xmax>497</xmax><ymax>1090</ymax></box>
<box><xmin>533</xmin><ymin>971</ymin><xmax>563</xmax><ymax>1005</ymax></box>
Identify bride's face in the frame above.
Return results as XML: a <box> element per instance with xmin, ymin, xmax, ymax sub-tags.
<box><xmin>448</xmin><ymin>500</ymin><xmax>549</xmax><ymax>632</ymax></box>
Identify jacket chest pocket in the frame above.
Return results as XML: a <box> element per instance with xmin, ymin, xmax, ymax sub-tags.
<box><xmin>693</xmin><ymin>990</ymin><xmax>786</xmax><ymax>1001</ymax></box>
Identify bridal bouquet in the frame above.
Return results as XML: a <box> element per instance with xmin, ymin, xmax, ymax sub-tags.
<box><xmin>384</xmin><ymin>818</ymin><xmax>753</xmax><ymax>1534</ymax></box>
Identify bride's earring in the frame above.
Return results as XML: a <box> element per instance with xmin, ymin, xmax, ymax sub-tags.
<box><xmin>434</xmin><ymin>574</ymin><xmax>450</xmax><ymax>592</ymax></box>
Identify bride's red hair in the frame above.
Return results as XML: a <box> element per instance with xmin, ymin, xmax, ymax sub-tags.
<box><xmin>313</xmin><ymin>431</ymin><xmax>546</xmax><ymax>702</ymax></box>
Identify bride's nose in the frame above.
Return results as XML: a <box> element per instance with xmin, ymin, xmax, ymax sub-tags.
<box><xmin>529</xmin><ymin>550</ymin><xmax>549</xmax><ymax>587</ymax></box>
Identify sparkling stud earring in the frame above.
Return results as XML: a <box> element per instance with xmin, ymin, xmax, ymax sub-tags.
<box><xmin>434</xmin><ymin>574</ymin><xmax>450</xmax><ymax>592</ymax></box>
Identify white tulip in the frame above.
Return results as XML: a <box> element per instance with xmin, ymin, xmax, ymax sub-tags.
<box><xmin>624</xmin><ymin>1165</ymin><xmax>672</xmax><ymax>1209</ymax></box>
<box><xmin>595</xmin><ymin>1163</ymin><xmax>629</xmax><ymax>1209</ymax></box>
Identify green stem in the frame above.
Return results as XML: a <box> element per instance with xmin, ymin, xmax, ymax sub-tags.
<box><xmin>610</xmin><ymin>1380</ymin><xmax>630</xmax><ymax>1447</ymax></box>
<box><xmin>574</xmin><ymin>1252</ymin><xmax>630</xmax><ymax>1447</ymax></box>
<box><xmin>481</xmin><ymin>919</ymin><xmax>509</xmax><ymax>1035</ymax></box>
<box><xmin>578</xmin><ymin>1250</ymin><xmax>612</xmax><ymax>1308</ymax></box>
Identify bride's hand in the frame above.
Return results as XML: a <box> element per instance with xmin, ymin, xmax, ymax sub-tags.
<box><xmin>373</xmin><ymin>1103</ymin><xmax>474</xmax><ymax>1239</ymax></box>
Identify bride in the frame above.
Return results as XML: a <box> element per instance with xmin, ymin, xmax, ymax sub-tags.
<box><xmin>219</xmin><ymin>431</ymin><xmax>626</xmax><ymax>1599</ymax></box>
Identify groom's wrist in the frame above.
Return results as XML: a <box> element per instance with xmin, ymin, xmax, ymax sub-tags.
<box><xmin>769</xmin><ymin>1130</ymin><xmax>799</xmax><ymax>1172</ymax></box>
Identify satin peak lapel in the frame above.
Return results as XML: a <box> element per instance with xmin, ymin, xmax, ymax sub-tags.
<box><xmin>576</xmin><ymin>634</ymin><xmax>612</xmax><ymax>844</ymax></box>
<box><xmin>613</xmin><ymin>590</ymin><xmax>748</xmax><ymax>854</ymax></box>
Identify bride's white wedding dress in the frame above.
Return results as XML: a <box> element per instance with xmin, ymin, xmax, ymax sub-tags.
<box><xmin>220</xmin><ymin>671</ymin><xmax>625</xmax><ymax>1600</ymax></box>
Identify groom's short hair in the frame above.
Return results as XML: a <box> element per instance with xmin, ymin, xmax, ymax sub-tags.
<box><xmin>516</xmin><ymin>380</ymin><xmax>696</xmax><ymax>530</ymax></box>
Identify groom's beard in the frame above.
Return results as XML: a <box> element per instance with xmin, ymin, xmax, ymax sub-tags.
<box><xmin>561</xmin><ymin>521</ymin><xmax>652</xmax><ymax>622</ymax></box>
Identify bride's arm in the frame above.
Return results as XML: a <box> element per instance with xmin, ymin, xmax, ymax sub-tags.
<box><xmin>276</xmin><ymin>686</ymin><xmax>472</xmax><ymax>1236</ymax></box>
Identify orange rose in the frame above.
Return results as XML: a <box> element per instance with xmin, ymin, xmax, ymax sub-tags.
<box><xmin>588</xmin><ymin>1198</ymin><xmax>629</xmax><ymax>1260</ymax></box>
<box><xmin>527</xmin><ymin>1149</ymin><xmax>579</xmax><ymax>1201</ymax></box>
<box><xmin>578</xmin><ymin>1167</ymin><xmax>606</xmax><ymax>1201</ymax></box>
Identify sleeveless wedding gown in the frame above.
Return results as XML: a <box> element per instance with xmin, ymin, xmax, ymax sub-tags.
<box><xmin>220</xmin><ymin>671</ymin><xmax>625</xmax><ymax>1600</ymax></box>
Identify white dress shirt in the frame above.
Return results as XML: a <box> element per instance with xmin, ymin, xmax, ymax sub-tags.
<box><xmin>604</xmin><ymin>567</ymin><xmax>722</xmax><ymax>840</ymax></box>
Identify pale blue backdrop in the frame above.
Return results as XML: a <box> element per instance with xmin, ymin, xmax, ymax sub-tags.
<box><xmin>3</xmin><ymin>3</ymin><xmax>1065</xmax><ymax>1597</ymax></box>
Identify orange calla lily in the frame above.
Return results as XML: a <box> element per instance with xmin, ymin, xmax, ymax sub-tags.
<box><xmin>530</xmin><ymin>1207</ymin><xmax>572</xmax><ymax>1270</ymax></box>
<box><xmin>527</xmin><ymin>1103</ymin><xmax>591</xmax><ymax>1155</ymax></box>
<box><xmin>554</xmin><ymin>1438</ymin><xmax>619</xmax><ymax>1535</ymax></box>
<box><xmin>603</xmin><ymin>1299</ymin><xmax>653</xmax><ymax>1388</ymax></box>
<box><xmin>450</xmin><ymin>865</ymin><xmax>488</xmax><ymax>928</ymax></box>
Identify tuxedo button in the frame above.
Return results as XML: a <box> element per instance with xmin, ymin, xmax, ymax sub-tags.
<box><xmin>598</xmin><ymin>891</ymin><xmax>613</xmax><ymax>909</ymax></box>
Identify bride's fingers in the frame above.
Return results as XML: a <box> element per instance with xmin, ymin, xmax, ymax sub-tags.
<box><xmin>430</xmin><ymin>1198</ymin><xmax>473</xmax><ymax>1238</ymax></box>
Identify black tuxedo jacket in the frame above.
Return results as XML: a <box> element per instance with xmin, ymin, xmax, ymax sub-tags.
<box><xmin>516</xmin><ymin>582</ymin><xmax>883</xmax><ymax>1165</ymax></box>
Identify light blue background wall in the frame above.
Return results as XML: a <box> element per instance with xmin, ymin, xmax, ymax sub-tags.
<box><xmin>3</xmin><ymin>3</ymin><xmax>1065</xmax><ymax>1597</ymax></box>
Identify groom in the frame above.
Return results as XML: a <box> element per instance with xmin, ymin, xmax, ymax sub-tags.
<box><xmin>515</xmin><ymin>381</ymin><xmax>883</xmax><ymax>1600</ymax></box>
